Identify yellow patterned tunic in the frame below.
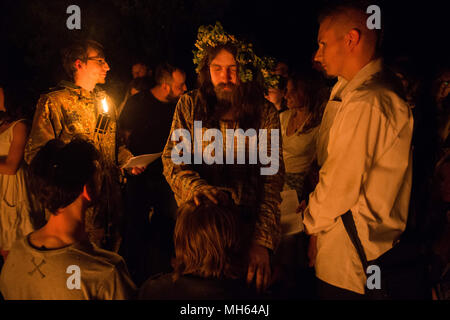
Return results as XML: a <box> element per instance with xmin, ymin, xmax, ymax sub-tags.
<box><xmin>25</xmin><ymin>81</ymin><xmax>132</xmax><ymax>166</ymax></box>
<box><xmin>24</xmin><ymin>81</ymin><xmax>132</xmax><ymax>251</ymax></box>
<box><xmin>162</xmin><ymin>90</ymin><xmax>285</xmax><ymax>251</ymax></box>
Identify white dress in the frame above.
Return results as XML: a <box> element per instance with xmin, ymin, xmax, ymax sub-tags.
<box><xmin>0</xmin><ymin>120</ymin><xmax>34</xmax><ymax>251</ymax></box>
<box><xmin>279</xmin><ymin>109</ymin><xmax>319</xmax><ymax>175</ymax></box>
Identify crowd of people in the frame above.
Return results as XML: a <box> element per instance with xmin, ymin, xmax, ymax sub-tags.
<box><xmin>0</xmin><ymin>2</ymin><xmax>448</xmax><ymax>300</ymax></box>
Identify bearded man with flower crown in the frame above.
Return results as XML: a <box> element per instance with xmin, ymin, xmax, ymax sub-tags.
<box><xmin>162</xmin><ymin>22</ymin><xmax>285</xmax><ymax>293</ymax></box>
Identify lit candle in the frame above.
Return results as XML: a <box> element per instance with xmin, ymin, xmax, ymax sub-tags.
<box><xmin>94</xmin><ymin>97</ymin><xmax>111</xmax><ymax>136</ymax></box>
<box><xmin>102</xmin><ymin>97</ymin><xmax>108</xmax><ymax>113</ymax></box>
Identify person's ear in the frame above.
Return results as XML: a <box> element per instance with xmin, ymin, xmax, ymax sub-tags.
<box><xmin>74</xmin><ymin>59</ymin><xmax>84</xmax><ymax>71</ymax></box>
<box><xmin>346</xmin><ymin>29</ymin><xmax>361</xmax><ymax>50</ymax></box>
<box><xmin>81</xmin><ymin>184</ymin><xmax>92</xmax><ymax>202</ymax></box>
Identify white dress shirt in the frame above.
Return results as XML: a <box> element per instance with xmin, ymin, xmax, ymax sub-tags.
<box><xmin>303</xmin><ymin>59</ymin><xmax>414</xmax><ymax>294</ymax></box>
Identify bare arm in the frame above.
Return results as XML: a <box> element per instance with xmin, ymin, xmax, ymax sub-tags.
<box><xmin>0</xmin><ymin>121</ymin><xmax>29</xmax><ymax>175</ymax></box>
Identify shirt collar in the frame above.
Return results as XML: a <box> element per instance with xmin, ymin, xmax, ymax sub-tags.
<box><xmin>58</xmin><ymin>80</ymin><xmax>102</xmax><ymax>100</ymax></box>
<box><xmin>330</xmin><ymin>58</ymin><xmax>383</xmax><ymax>101</ymax></box>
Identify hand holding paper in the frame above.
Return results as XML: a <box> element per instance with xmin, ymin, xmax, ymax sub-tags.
<box><xmin>130</xmin><ymin>166</ymin><xmax>146</xmax><ymax>175</ymax></box>
<box><xmin>122</xmin><ymin>152</ymin><xmax>162</xmax><ymax>170</ymax></box>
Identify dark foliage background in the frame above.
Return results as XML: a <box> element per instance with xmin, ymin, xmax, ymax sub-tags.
<box><xmin>0</xmin><ymin>0</ymin><xmax>447</xmax><ymax>114</ymax></box>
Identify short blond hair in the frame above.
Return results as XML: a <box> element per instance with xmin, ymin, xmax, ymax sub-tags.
<box><xmin>318</xmin><ymin>1</ymin><xmax>382</xmax><ymax>53</ymax></box>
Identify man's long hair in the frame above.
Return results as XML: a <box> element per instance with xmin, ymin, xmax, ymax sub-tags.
<box><xmin>196</xmin><ymin>43</ymin><xmax>265</xmax><ymax>130</ymax></box>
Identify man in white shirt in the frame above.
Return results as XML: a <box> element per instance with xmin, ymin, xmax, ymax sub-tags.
<box><xmin>303</xmin><ymin>4</ymin><xmax>413</xmax><ymax>298</ymax></box>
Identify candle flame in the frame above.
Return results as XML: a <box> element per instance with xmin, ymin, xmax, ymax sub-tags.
<box><xmin>101</xmin><ymin>98</ymin><xmax>108</xmax><ymax>113</ymax></box>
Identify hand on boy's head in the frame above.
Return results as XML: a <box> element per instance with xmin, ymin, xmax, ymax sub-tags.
<box><xmin>193</xmin><ymin>186</ymin><xmax>231</xmax><ymax>206</ymax></box>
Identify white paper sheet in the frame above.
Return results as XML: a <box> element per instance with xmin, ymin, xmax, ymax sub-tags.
<box><xmin>279</xmin><ymin>189</ymin><xmax>304</xmax><ymax>235</ymax></box>
<box><xmin>122</xmin><ymin>152</ymin><xmax>162</xmax><ymax>169</ymax></box>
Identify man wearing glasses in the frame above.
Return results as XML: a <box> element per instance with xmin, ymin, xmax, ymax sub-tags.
<box><xmin>25</xmin><ymin>40</ymin><xmax>141</xmax><ymax>251</ymax></box>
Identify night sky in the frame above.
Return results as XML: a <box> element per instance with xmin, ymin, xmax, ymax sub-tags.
<box><xmin>0</xmin><ymin>0</ymin><xmax>447</xmax><ymax>111</ymax></box>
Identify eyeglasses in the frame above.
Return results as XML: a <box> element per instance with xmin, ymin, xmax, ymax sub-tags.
<box><xmin>86</xmin><ymin>57</ymin><xmax>108</xmax><ymax>66</ymax></box>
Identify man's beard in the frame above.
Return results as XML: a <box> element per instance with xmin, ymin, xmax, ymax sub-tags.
<box><xmin>211</xmin><ymin>83</ymin><xmax>240</xmax><ymax>120</ymax></box>
<box><xmin>214</xmin><ymin>82</ymin><xmax>238</xmax><ymax>104</ymax></box>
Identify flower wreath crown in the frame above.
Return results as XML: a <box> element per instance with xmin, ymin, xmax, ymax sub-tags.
<box><xmin>192</xmin><ymin>22</ymin><xmax>280</xmax><ymax>89</ymax></box>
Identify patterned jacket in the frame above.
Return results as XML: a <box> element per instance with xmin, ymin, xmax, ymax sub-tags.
<box><xmin>25</xmin><ymin>80</ymin><xmax>132</xmax><ymax>166</ymax></box>
<box><xmin>162</xmin><ymin>90</ymin><xmax>284</xmax><ymax>250</ymax></box>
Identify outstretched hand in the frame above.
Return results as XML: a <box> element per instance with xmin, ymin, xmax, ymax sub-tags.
<box><xmin>247</xmin><ymin>243</ymin><xmax>271</xmax><ymax>293</ymax></box>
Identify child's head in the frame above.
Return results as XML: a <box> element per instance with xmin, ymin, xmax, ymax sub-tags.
<box><xmin>28</xmin><ymin>138</ymin><xmax>101</xmax><ymax>214</ymax></box>
<box><xmin>172</xmin><ymin>199</ymin><xmax>250</xmax><ymax>280</ymax></box>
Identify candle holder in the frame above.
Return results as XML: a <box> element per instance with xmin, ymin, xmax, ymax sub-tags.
<box><xmin>93</xmin><ymin>97</ymin><xmax>111</xmax><ymax>141</ymax></box>
<box><xmin>94</xmin><ymin>113</ymin><xmax>111</xmax><ymax>135</ymax></box>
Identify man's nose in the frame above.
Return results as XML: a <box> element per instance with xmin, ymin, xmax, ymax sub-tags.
<box><xmin>313</xmin><ymin>49</ymin><xmax>322</xmax><ymax>63</ymax></box>
<box><xmin>221</xmin><ymin>69</ymin><xmax>232</xmax><ymax>81</ymax></box>
<box><xmin>183</xmin><ymin>84</ymin><xmax>187</xmax><ymax>92</ymax></box>
<box><xmin>104</xmin><ymin>62</ymin><xmax>110</xmax><ymax>71</ymax></box>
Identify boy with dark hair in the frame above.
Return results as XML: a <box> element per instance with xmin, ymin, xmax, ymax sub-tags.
<box><xmin>0</xmin><ymin>138</ymin><xmax>136</xmax><ymax>300</ymax></box>
<box><xmin>61</xmin><ymin>40</ymin><xmax>106</xmax><ymax>81</ymax></box>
